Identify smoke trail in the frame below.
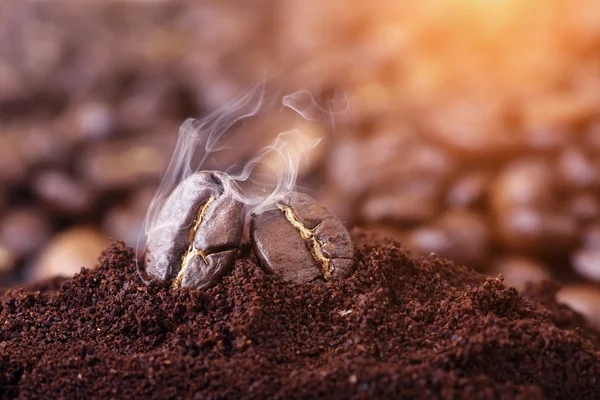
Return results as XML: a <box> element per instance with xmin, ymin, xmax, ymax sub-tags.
<box><xmin>228</xmin><ymin>129</ymin><xmax>323</xmax><ymax>215</ymax></box>
<box><xmin>137</xmin><ymin>82</ymin><xmax>344</xmax><ymax>259</ymax></box>
<box><xmin>282</xmin><ymin>88</ymin><xmax>349</xmax><ymax>128</ymax></box>
<box><xmin>139</xmin><ymin>83</ymin><xmax>264</xmax><ymax>253</ymax></box>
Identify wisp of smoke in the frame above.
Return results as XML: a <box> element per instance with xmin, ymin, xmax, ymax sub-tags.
<box><xmin>137</xmin><ymin>82</ymin><xmax>346</xmax><ymax>259</ymax></box>
<box><xmin>227</xmin><ymin>129</ymin><xmax>323</xmax><ymax>215</ymax></box>
<box><xmin>282</xmin><ymin>88</ymin><xmax>349</xmax><ymax>128</ymax></box>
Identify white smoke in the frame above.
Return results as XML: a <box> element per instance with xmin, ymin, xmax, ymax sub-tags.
<box><xmin>137</xmin><ymin>83</ymin><xmax>344</xmax><ymax>257</ymax></box>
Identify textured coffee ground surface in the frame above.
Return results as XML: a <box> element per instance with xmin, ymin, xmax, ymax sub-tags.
<box><xmin>0</xmin><ymin>232</ymin><xmax>599</xmax><ymax>399</ymax></box>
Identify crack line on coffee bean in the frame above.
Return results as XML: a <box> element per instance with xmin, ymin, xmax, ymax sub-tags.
<box><xmin>173</xmin><ymin>196</ymin><xmax>215</xmax><ymax>288</ymax></box>
<box><xmin>276</xmin><ymin>203</ymin><xmax>334</xmax><ymax>280</ymax></box>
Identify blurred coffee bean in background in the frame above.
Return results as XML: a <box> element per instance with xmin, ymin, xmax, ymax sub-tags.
<box><xmin>28</xmin><ymin>226</ymin><xmax>108</xmax><ymax>282</ymax></box>
<box><xmin>0</xmin><ymin>208</ymin><xmax>52</xmax><ymax>262</ymax></box>
<box><xmin>33</xmin><ymin>170</ymin><xmax>97</xmax><ymax>217</ymax></box>
<box><xmin>492</xmin><ymin>256</ymin><xmax>551</xmax><ymax>292</ymax></box>
<box><xmin>556</xmin><ymin>285</ymin><xmax>600</xmax><ymax>331</ymax></box>
<box><xmin>405</xmin><ymin>210</ymin><xmax>490</xmax><ymax>268</ymax></box>
<box><xmin>445</xmin><ymin>170</ymin><xmax>491</xmax><ymax>210</ymax></box>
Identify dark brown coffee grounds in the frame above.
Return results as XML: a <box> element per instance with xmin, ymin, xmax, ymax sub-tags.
<box><xmin>0</xmin><ymin>232</ymin><xmax>599</xmax><ymax>399</ymax></box>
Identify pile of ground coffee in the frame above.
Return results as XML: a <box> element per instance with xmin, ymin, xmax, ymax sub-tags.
<box><xmin>1</xmin><ymin>232</ymin><xmax>599</xmax><ymax>399</ymax></box>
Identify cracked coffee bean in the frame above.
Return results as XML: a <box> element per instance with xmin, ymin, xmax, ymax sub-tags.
<box><xmin>251</xmin><ymin>192</ymin><xmax>354</xmax><ymax>284</ymax></box>
<box><xmin>144</xmin><ymin>171</ymin><xmax>243</xmax><ymax>289</ymax></box>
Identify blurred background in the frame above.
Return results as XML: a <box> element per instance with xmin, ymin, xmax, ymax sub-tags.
<box><xmin>2</xmin><ymin>0</ymin><xmax>600</xmax><ymax>327</ymax></box>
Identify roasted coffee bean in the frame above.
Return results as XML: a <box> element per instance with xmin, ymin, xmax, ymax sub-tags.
<box><xmin>584</xmin><ymin>121</ymin><xmax>600</xmax><ymax>152</ymax></box>
<box><xmin>0</xmin><ymin>186</ymin><xmax>7</xmax><ymax>213</ymax></box>
<box><xmin>20</xmin><ymin>125</ymin><xmax>73</xmax><ymax>169</ymax></box>
<box><xmin>446</xmin><ymin>170</ymin><xmax>490</xmax><ymax>209</ymax></box>
<box><xmin>251</xmin><ymin>192</ymin><xmax>354</xmax><ymax>284</ymax></box>
<box><xmin>58</xmin><ymin>101</ymin><xmax>115</xmax><ymax>141</ymax></box>
<box><xmin>405</xmin><ymin>210</ymin><xmax>490</xmax><ymax>267</ymax></box>
<box><xmin>117</xmin><ymin>79</ymin><xmax>177</xmax><ymax>132</ymax></box>
<box><xmin>77</xmin><ymin>136</ymin><xmax>171</xmax><ymax>191</ymax></box>
<box><xmin>0</xmin><ymin>132</ymin><xmax>27</xmax><ymax>186</ymax></box>
<box><xmin>405</xmin><ymin>226</ymin><xmax>450</xmax><ymax>258</ymax></box>
<box><xmin>29</xmin><ymin>226</ymin><xmax>108</xmax><ymax>281</ymax></box>
<box><xmin>33</xmin><ymin>170</ymin><xmax>97</xmax><ymax>217</ymax></box>
<box><xmin>495</xmin><ymin>207</ymin><xmax>578</xmax><ymax>255</ymax></box>
<box><xmin>572</xmin><ymin>249</ymin><xmax>600</xmax><ymax>281</ymax></box>
<box><xmin>0</xmin><ymin>208</ymin><xmax>53</xmax><ymax>259</ymax></box>
<box><xmin>492</xmin><ymin>256</ymin><xmax>551</xmax><ymax>291</ymax></box>
<box><xmin>144</xmin><ymin>171</ymin><xmax>243</xmax><ymax>289</ymax></box>
<box><xmin>524</xmin><ymin>125</ymin><xmax>570</xmax><ymax>151</ymax></box>
<box><xmin>425</xmin><ymin>98</ymin><xmax>520</xmax><ymax>158</ymax></box>
<box><xmin>556</xmin><ymin>284</ymin><xmax>600</xmax><ymax>331</ymax></box>
<box><xmin>0</xmin><ymin>60</ymin><xmax>24</xmax><ymax>105</ymax></box>
<box><xmin>491</xmin><ymin>158</ymin><xmax>555</xmax><ymax>212</ymax></box>
<box><xmin>557</xmin><ymin>146</ymin><xmax>597</xmax><ymax>190</ymax></box>
<box><xmin>327</xmin><ymin>135</ymin><xmax>404</xmax><ymax>199</ymax></box>
<box><xmin>522</xmin><ymin>92</ymin><xmax>596</xmax><ymax>131</ymax></box>
<box><xmin>568</xmin><ymin>192</ymin><xmax>600</xmax><ymax>223</ymax></box>
<box><xmin>582</xmin><ymin>224</ymin><xmax>600</xmax><ymax>249</ymax></box>
<box><xmin>326</xmin><ymin>129</ymin><xmax>416</xmax><ymax>199</ymax></box>
<box><xmin>0</xmin><ymin>245</ymin><xmax>15</xmax><ymax>276</ymax></box>
<box><xmin>361</xmin><ymin>178</ymin><xmax>442</xmax><ymax>225</ymax></box>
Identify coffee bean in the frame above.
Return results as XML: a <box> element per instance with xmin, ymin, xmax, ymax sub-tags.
<box><xmin>117</xmin><ymin>79</ymin><xmax>176</xmax><ymax>132</ymax></box>
<box><xmin>572</xmin><ymin>249</ymin><xmax>600</xmax><ymax>281</ymax></box>
<box><xmin>77</xmin><ymin>136</ymin><xmax>171</xmax><ymax>191</ymax></box>
<box><xmin>522</xmin><ymin>92</ymin><xmax>597</xmax><ymax>132</ymax></box>
<box><xmin>496</xmin><ymin>207</ymin><xmax>578</xmax><ymax>254</ymax></box>
<box><xmin>0</xmin><ymin>61</ymin><xmax>24</xmax><ymax>105</ymax></box>
<box><xmin>492</xmin><ymin>256</ymin><xmax>550</xmax><ymax>291</ymax></box>
<box><xmin>584</xmin><ymin>122</ymin><xmax>600</xmax><ymax>152</ymax></box>
<box><xmin>0</xmin><ymin>208</ymin><xmax>53</xmax><ymax>260</ymax></box>
<box><xmin>251</xmin><ymin>192</ymin><xmax>354</xmax><ymax>284</ymax></box>
<box><xmin>20</xmin><ymin>127</ymin><xmax>72</xmax><ymax>169</ymax></box>
<box><xmin>424</xmin><ymin>98</ymin><xmax>520</xmax><ymax>158</ymax></box>
<box><xmin>0</xmin><ymin>246</ymin><xmax>15</xmax><ymax>276</ymax></box>
<box><xmin>436</xmin><ymin>210</ymin><xmax>490</xmax><ymax>266</ymax></box>
<box><xmin>568</xmin><ymin>192</ymin><xmax>600</xmax><ymax>223</ymax></box>
<box><xmin>524</xmin><ymin>125</ymin><xmax>570</xmax><ymax>152</ymax></box>
<box><xmin>0</xmin><ymin>132</ymin><xmax>27</xmax><ymax>186</ymax></box>
<box><xmin>361</xmin><ymin>178</ymin><xmax>442</xmax><ymax>225</ymax></box>
<box><xmin>33</xmin><ymin>170</ymin><xmax>97</xmax><ymax>217</ymax></box>
<box><xmin>491</xmin><ymin>158</ymin><xmax>555</xmax><ymax>212</ymax></box>
<box><xmin>557</xmin><ymin>147</ymin><xmax>597</xmax><ymax>189</ymax></box>
<box><xmin>0</xmin><ymin>186</ymin><xmax>7</xmax><ymax>213</ymax></box>
<box><xmin>29</xmin><ymin>226</ymin><xmax>108</xmax><ymax>281</ymax></box>
<box><xmin>405</xmin><ymin>210</ymin><xmax>490</xmax><ymax>267</ymax></box>
<box><xmin>446</xmin><ymin>170</ymin><xmax>490</xmax><ymax>209</ymax></box>
<box><xmin>144</xmin><ymin>171</ymin><xmax>243</xmax><ymax>289</ymax></box>
<box><xmin>405</xmin><ymin>227</ymin><xmax>451</xmax><ymax>258</ymax></box>
<box><xmin>556</xmin><ymin>285</ymin><xmax>600</xmax><ymax>331</ymax></box>
<box><xmin>582</xmin><ymin>224</ymin><xmax>600</xmax><ymax>249</ymax></box>
<box><xmin>327</xmin><ymin>134</ymin><xmax>405</xmax><ymax>199</ymax></box>
<box><xmin>58</xmin><ymin>101</ymin><xmax>115</xmax><ymax>141</ymax></box>
<box><xmin>402</xmin><ymin>143</ymin><xmax>456</xmax><ymax>179</ymax></box>
<box><xmin>326</xmin><ymin>128</ymin><xmax>424</xmax><ymax>197</ymax></box>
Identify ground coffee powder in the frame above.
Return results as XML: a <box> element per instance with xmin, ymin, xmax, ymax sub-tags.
<box><xmin>0</xmin><ymin>231</ymin><xmax>599</xmax><ymax>399</ymax></box>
